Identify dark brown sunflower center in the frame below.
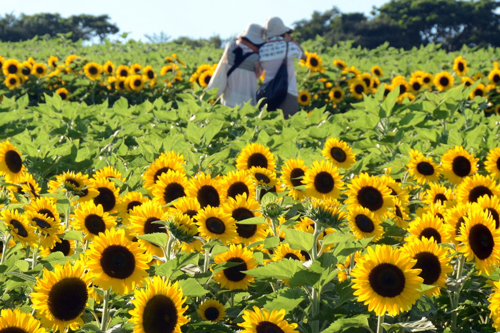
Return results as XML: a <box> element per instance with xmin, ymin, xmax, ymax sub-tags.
<box><xmin>127</xmin><ymin>201</ymin><xmax>143</xmax><ymax>213</ymax></box>
<box><xmin>395</xmin><ymin>205</ymin><xmax>403</xmax><ymax>218</ymax></box>
<box><xmin>147</xmin><ymin>70</ymin><xmax>155</xmax><ymax>79</ymax></box>
<box><xmin>465</xmin><ymin>81</ymin><xmax>471</xmax><ymax>87</ymax></box>
<box><xmin>334</xmin><ymin>90</ymin><xmax>342</xmax><ymax>98</ymax></box>
<box><xmin>255</xmin><ymin>173</ymin><xmax>271</xmax><ymax>184</ymax></box>
<box><xmin>153</xmin><ymin>167</ymin><xmax>173</xmax><ymax>182</ymax></box>
<box><xmin>314</xmin><ymin>171</ymin><xmax>335</xmax><ymax>194</ymax></box>
<box><xmin>354</xmin><ymin>84</ymin><xmax>364</xmax><ymax>94</ymax></box>
<box><xmin>474</xmin><ymin>88</ymin><xmax>484</xmax><ymax>97</ymax></box>
<box><xmin>50</xmin><ymin>239</ymin><xmax>71</xmax><ymax>256</ymax></box>
<box><xmin>185</xmin><ymin>210</ymin><xmax>198</xmax><ymax>221</ymax></box>
<box><xmin>7</xmin><ymin>64</ymin><xmax>17</xmax><ymax>74</ymax></box>
<box><xmin>0</xmin><ymin>327</ymin><xmax>28</xmax><ymax>333</ymax></box>
<box><xmin>142</xmin><ymin>294</ymin><xmax>178</xmax><ymax>333</ymax></box>
<box><xmin>384</xmin><ymin>88</ymin><xmax>391</xmax><ymax>97</ymax></box>
<box><xmin>486</xmin><ymin>208</ymin><xmax>500</xmax><ymax>229</ymax></box>
<box><xmin>84</xmin><ymin>214</ymin><xmax>106</xmax><ymax>235</ymax></box>
<box><xmin>469</xmin><ymin>224</ymin><xmax>494</xmax><ymax>260</ymax></box>
<box><xmin>100</xmin><ymin>245</ymin><xmax>136</xmax><ymax>279</ymax></box>
<box><xmin>423</xmin><ymin>76</ymin><xmax>431</xmax><ymax>84</ymax></box>
<box><xmin>284</xmin><ymin>253</ymin><xmax>300</xmax><ymax>260</ymax></box>
<box><xmin>433</xmin><ymin>193</ymin><xmax>447</xmax><ymax>204</ymax></box>
<box><xmin>458</xmin><ymin>62</ymin><xmax>464</xmax><ymax>72</ymax></box>
<box><xmin>5</xmin><ymin>150</ymin><xmax>22</xmax><ymax>173</ymax></box>
<box><xmin>203</xmin><ymin>74</ymin><xmax>212</xmax><ymax>85</ymax></box>
<box><xmin>420</xmin><ymin>228</ymin><xmax>441</xmax><ymax>243</ymax></box>
<box><xmin>59</xmin><ymin>92</ymin><xmax>67</xmax><ymax>100</ymax></box>
<box><xmin>468</xmin><ymin>186</ymin><xmax>493</xmax><ymax>203</ymax></box>
<box><xmin>164</xmin><ymin>183</ymin><xmax>186</xmax><ymax>204</ymax></box>
<box><xmin>22</xmin><ymin>67</ymin><xmax>30</xmax><ymax>75</ymax></box>
<box><xmin>368</xmin><ymin>263</ymin><xmax>405</xmax><ymax>297</ymax></box>
<box><xmin>248</xmin><ymin>153</ymin><xmax>268</xmax><ymax>169</ymax></box>
<box><xmin>330</xmin><ymin>147</ymin><xmax>347</xmax><ymax>163</ymax></box>
<box><xmin>119</xmin><ymin>81</ymin><xmax>125</xmax><ymax>89</ymax></box>
<box><xmin>290</xmin><ymin>168</ymin><xmax>305</xmax><ymax>187</ymax></box>
<box><xmin>494</xmin><ymin>74</ymin><xmax>500</xmax><ymax>83</ymax></box>
<box><xmin>355</xmin><ymin>214</ymin><xmax>375</xmax><ymax>233</ymax></box>
<box><xmin>197</xmin><ymin>185</ymin><xmax>220</xmax><ymax>208</ymax></box>
<box><xmin>48</xmin><ymin>277</ymin><xmax>88</xmax><ymax>321</ymax></box>
<box><xmin>106</xmin><ymin>66</ymin><xmax>113</xmax><ymax>74</ymax></box>
<box><xmin>455</xmin><ymin>216</ymin><xmax>466</xmax><ymax>236</ymax></box>
<box><xmin>412</xmin><ymin>82</ymin><xmax>421</xmax><ymax>91</ymax></box>
<box><xmin>232</xmin><ymin>207</ymin><xmax>254</xmax><ymax>222</ymax></box>
<box><xmin>309</xmin><ymin>57</ymin><xmax>319</xmax><ymax>67</ymax></box>
<box><xmin>94</xmin><ymin>187</ymin><xmax>116</xmax><ymax>212</ymax></box>
<box><xmin>357</xmin><ymin>186</ymin><xmax>384</xmax><ymax>212</ymax></box>
<box><xmin>36</xmin><ymin>66</ymin><xmax>44</xmax><ymax>74</ymax></box>
<box><xmin>452</xmin><ymin>156</ymin><xmax>471</xmax><ymax>178</ymax></box>
<box><xmin>134</xmin><ymin>79</ymin><xmax>142</xmax><ymax>87</ymax></box>
<box><xmin>399</xmin><ymin>84</ymin><xmax>407</xmax><ymax>94</ymax></box>
<box><xmin>227</xmin><ymin>182</ymin><xmax>249</xmax><ymax>199</ymax></box>
<box><xmin>416</xmin><ymin>161</ymin><xmax>434</xmax><ymax>176</ymax></box>
<box><xmin>119</xmin><ymin>69</ymin><xmax>128</xmax><ymax>77</ymax></box>
<box><xmin>413</xmin><ymin>251</ymin><xmax>441</xmax><ymax>285</ymax></box>
<box><xmin>89</xmin><ymin>66</ymin><xmax>98</xmax><ymax>75</ymax></box>
<box><xmin>439</xmin><ymin>77</ymin><xmax>449</xmax><ymax>86</ymax></box>
<box><xmin>38</xmin><ymin>209</ymin><xmax>55</xmax><ymax>220</ymax></box>
<box><xmin>206</xmin><ymin>217</ymin><xmax>226</xmax><ymax>234</ymax></box>
<box><xmin>9</xmin><ymin>78</ymin><xmax>17</xmax><ymax>85</ymax></box>
<box><xmin>65</xmin><ymin>178</ymin><xmax>80</xmax><ymax>189</ymax></box>
<box><xmin>256</xmin><ymin>321</ymin><xmax>285</xmax><ymax>333</ymax></box>
<box><xmin>374</xmin><ymin>69</ymin><xmax>381</xmax><ymax>76</ymax></box>
<box><xmin>300</xmin><ymin>94</ymin><xmax>308</xmax><ymax>102</ymax></box>
<box><xmin>33</xmin><ymin>217</ymin><xmax>51</xmax><ymax>229</ymax></box>
<box><xmin>144</xmin><ymin>217</ymin><xmax>165</xmax><ymax>235</ymax></box>
<box><xmin>223</xmin><ymin>257</ymin><xmax>247</xmax><ymax>282</ymax></box>
<box><xmin>204</xmin><ymin>307</ymin><xmax>220</xmax><ymax>321</ymax></box>
<box><xmin>10</xmin><ymin>219</ymin><xmax>28</xmax><ymax>237</ymax></box>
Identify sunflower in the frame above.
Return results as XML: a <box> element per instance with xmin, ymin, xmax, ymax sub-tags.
<box><xmin>152</xmin><ymin>170</ymin><xmax>189</xmax><ymax>208</ymax></box>
<box><xmin>345</xmin><ymin>173</ymin><xmax>394</xmax><ymax>218</ymax></box>
<box><xmin>142</xmin><ymin>65</ymin><xmax>156</xmax><ymax>80</ymax></box>
<box><xmin>222</xmin><ymin>194</ymin><xmax>267</xmax><ymax>245</ymax></box>
<box><xmin>333</xmin><ymin>59</ymin><xmax>347</xmax><ymax>70</ymax></box>
<box><xmin>488</xmin><ymin>68</ymin><xmax>500</xmax><ymax>85</ymax></box>
<box><xmin>129</xmin><ymin>276</ymin><xmax>188</xmax><ymax>333</ymax></box>
<box><xmin>248</xmin><ymin>167</ymin><xmax>277</xmax><ymax>188</ymax></box>
<box><xmin>25</xmin><ymin>196</ymin><xmax>60</xmax><ymax>223</ymax></box>
<box><xmin>349</xmin><ymin>79</ymin><xmax>368</xmax><ymax>99</ymax></box>
<box><xmin>452</xmin><ymin>56</ymin><xmax>468</xmax><ymax>76</ymax></box>
<box><xmin>102</xmin><ymin>60</ymin><xmax>115</xmax><ymax>75</ymax></box>
<box><xmin>351</xmin><ymin>245</ymin><xmax>423</xmax><ymax>316</ymax></box>
<box><xmin>170</xmin><ymin>212</ymin><xmax>202</xmax><ymax>254</ymax></box>
<box><xmin>489</xmin><ymin>282</ymin><xmax>500</xmax><ymax>330</ymax></box>
<box><xmin>187</xmin><ymin>172</ymin><xmax>224</xmax><ymax>208</ymax></box>
<box><xmin>406</xmin><ymin>149</ymin><xmax>441</xmax><ymax>184</ymax></box>
<box><xmin>197</xmin><ymin>299</ymin><xmax>226</xmax><ymax>322</ymax></box>
<box><xmin>198</xmin><ymin>70</ymin><xmax>213</xmax><ymax>87</ymax></box>
<box><xmin>456</xmin><ymin>174</ymin><xmax>500</xmax><ymax>205</ymax></box>
<box><xmin>173</xmin><ymin>196</ymin><xmax>201</xmax><ymax>222</ymax></box>
<box><xmin>129</xmin><ymin>63</ymin><xmax>142</xmax><ymax>75</ymax></box>
<box><xmin>93</xmin><ymin>177</ymin><xmax>120</xmax><ymax>213</ymax></box>
<box><xmin>72</xmin><ymin>201</ymin><xmax>116</xmax><ymax>240</ymax></box>
<box><xmin>195</xmin><ymin>206</ymin><xmax>237</xmax><ymax>244</ymax></box>
<box><xmin>7</xmin><ymin>172</ymin><xmax>41</xmax><ymax>202</ymax></box>
<box><xmin>93</xmin><ymin>165</ymin><xmax>125</xmax><ymax>182</ymax></box>
<box><xmin>142</xmin><ymin>152</ymin><xmax>186</xmax><ymax>191</ymax></box>
<box><xmin>1</xmin><ymin>209</ymin><xmax>37</xmax><ymax>247</ymax></box>
<box><xmin>303</xmin><ymin>160</ymin><xmax>343</xmax><ymax>200</ymax></box>
<box><xmin>220</xmin><ymin>169</ymin><xmax>256</xmax><ymax>201</ymax></box>
<box><xmin>0</xmin><ymin>308</ymin><xmax>46</xmax><ymax>333</ymax></box>
<box><xmin>382</xmin><ymin>83</ymin><xmax>393</xmax><ymax>98</ymax></box>
<box><xmin>348</xmin><ymin>206</ymin><xmax>383</xmax><ymax>242</ymax></box>
<box><xmin>408</xmin><ymin>77</ymin><xmax>423</xmax><ymax>92</ymax></box>
<box><xmin>434</xmin><ymin>71</ymin><xmax>454</xmax><ymax>91</ymax></box>
<box><xmin>343</xmin><ymin>66</ymin><xmax>361</xmax><ymax>77</ymax></box>
<box><xmin>238</xmin><ymin>306</ymin><xmax>298</xmax><ymax>333</ymax></box>
<box><xmin>322</xmin><ymin>138</ymin><xmax>356</xmax><ymax>169</ymax></box>
<box><xmin>2</xmin><ymin>59</ymin><xmax>21</xmax><ymax>76</ymax></box>
<box><xmin>401</xmin><ymin>237</ymin><xmax>453</xmax><ymax>296</ymax></box>
<box><xmin>443</xmin><ymin>202</ymin><xmax>470</xmax><ymax>245</ymax></box>
<box><xmin>56</xmin><ymin>87</ymin><xmax>70</xmax><ymax>100</ymax></box>
<box><xmin>272</xmin><ymin>243</ymin><xmax>306</xmax><ymax>262</ymax></box>
<box><xmin>371</xmin><ymin>65</ymin><xmax>383</xmax><ymax>77</ymax></box>
<box><xmin>392</xmin><ymin>197</ymin><xmax>411</xmax><ymax>229</ymax></box>
<box><xmin>485</xmin><ymin>147</ymin><xmax>500</xmax><ymax>180</ymax></box>
<box><xmin>422</xmin><ymin>182</ymin><xmax>454</xmax><ymax>206</ymax></box>
<box><xmin>83</xmin><ymin>62</ymin><xmax>102</xmax><ymax>80</ymax></box>
<box><xmin>406</xmin><ymin>212</ymin><xmax>453</xmax><ymax>244</ymax></box>
<box><xmin>477</xmin><ymin>195</ymin><xmax>500</xmax><ymax>229</ymax></box>
<box><xmin>129</xmin><ymin>201</ymin><xmax>169</xmax><ymax>257</ymax></box>
<box><xmin>129</xmin><ymin>74</ymin><xmax>146</xmax><ymax>91</ymax></box>
<box><xmin>39</xmin><ymin>238</ymin><xmax>75</xmax><ymax>258</ymax></box>
<box><xmin>441</xmin><ymin>146</ymin><xmax>478</xmax><ymax>184</ymax></box>
<box><xmin>469</xmin><ymin>83</ymin><xmax>486</xmax><ymax>99</ymax></box>
<box><xmin>236</xmin><ymin>143</ymin><xmax>276</xmax><ymax>171</ymax></box>
<box><xmin>64</xmin><ymin>54</ymin><xmax>80</xmax><ymax>67</ymax></box>
<box><xmin>281</xmin><ymin>158</ymin><xmax>308</xmax><ymax>200</ymax></box>
<box><xmin>304</xmin><ymin>52</ymin><xmax>322</xmax><ymax>72</ymax></box>
<box><xmin>329</xmin><ymin>87</ymin><xmax>345</xmax><ymax>104</ymax></box>
<box><xmin>32</xmin><ymin>63</ymin><xmax>47</xmax><ymax>77</ymax></box>
<box><xmin>457</xmin><ymin>205</ymin><xmax>500</xmax><ymax>275</ymax></box>
<box><xmin>31</xmin><ymin>260</ymin><xmax>92</xmax><ymax>332</ymax></box>
<box><xmin>48</xmin><ymin>171</ymin><xmax>98</xmax><ymax>203</ymax></box>
<box><xmin>297</xmin><ymin>90</ymin><xmax>311</xmax><ymax>106</ymax></box>
<box><xmin>360</xmin><ymin>73</ymin><xmax>375</xmax><ymax>90</ymax></box>
<box><xmin>213</xmin><ymin>244</ymin><xmax>258</xmax><ymax>290</ymax></box>
<box><xmin>26</xmin><ymin>211</ymin><xmax>62</xmax><ymax>247</ymax></box>
<box><xmin>116</xmin><ymin>191</ymin><xmax>149</xmax><ymax>225</ymax></box>
<box><xmin>116</xmin><ymin>65</ymin><xmax>130</xmax><ymax>78</ymax></box>
<box><xmin>4</xmin><ymin>74</ymin><xmax>22</xmax><ymax>90</ymax></box>
<box><xmin>86</xmin><ymin>228</ymin><xmax>150</xmax><ymax>294</ymax></box>
<box><xmin>461</xmin><ymin>76</ymin><xmax>474</xmax><ymax>88</ymax></box>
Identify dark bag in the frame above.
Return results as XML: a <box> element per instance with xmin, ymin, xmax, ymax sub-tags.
<box><xmin>257</xmin><ymin>42</ymin><xmax>288</xmax><ymax>111</ymax></box>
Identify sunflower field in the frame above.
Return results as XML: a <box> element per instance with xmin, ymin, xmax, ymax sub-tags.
<box><xmin>2</xmin><ymin>35</ymin><xmax>500</xmax><ymax>333</ymax></box>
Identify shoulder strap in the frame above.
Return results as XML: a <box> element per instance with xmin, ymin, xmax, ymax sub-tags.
<box><xmin>282</xmin><ymin>41</ymin><xmax>289</xmax><ymax>65</ymax></box>
<box><xmin>227</xmin><ymin>48</ymin><xmax>255</xmax><ymax>77</ymax></box>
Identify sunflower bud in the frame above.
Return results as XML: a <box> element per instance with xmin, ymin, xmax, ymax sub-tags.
<box><xmin>260</xmin><ymin>193</ymin><xmax>284</xmax><ymax>219</ymax></box>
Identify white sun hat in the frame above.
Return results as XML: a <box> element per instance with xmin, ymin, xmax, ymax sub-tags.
<box><xmin>265</xmin><ymin>17</ymin><xmax>292</xmax><ymax>39</ymax></box>
<box><xmin>238</xmin><ymin>23</ymin><xmax>266</xmax><ymax>45</ymax></box>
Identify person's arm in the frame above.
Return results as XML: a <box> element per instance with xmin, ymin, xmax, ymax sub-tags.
<box><xmin>254</xmin><ymin>62</ymin><xmax>264</xmax><ymax>78</ymax></box>
<box><xmin>285</xmin><ymin>33</ymin><xmax>306</xmax><ymax>60</ymax></box>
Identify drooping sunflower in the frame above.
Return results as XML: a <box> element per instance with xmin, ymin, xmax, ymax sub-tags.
<box><xmin>32</xmin><ymin>63</ymin><xmax>47</xmax><ymax>77</ymax></box>
<box><xmin>142</xmin><ymin>152</ymin><xmax>186</xmax><ymax>191</ymax></box>
<box><xmin>1</xmin><ymin>209</ymin><xmax>37</xmax><ymax>247</ymax></box>
<box><xmin>48</xmin><ymin>171</ymin><xmax>98</xmax><ymax>203</ymax></box>
<box><xmin>488</xmin><ymin>68</ymin><xmax>500</xmax><ymax>85</ymax></box>
<box><xmin>39</xmin><ymin>238</ymin><xmax>75</xmax><ymax>258</ymax></box>
<box><xmin>345</xmin><ymin>173</ymin><xmax>394</xmax><ymax>218</ymax></box>
<box><xmin>478</xmin><ymin>195</ymin><xmax>500</xmax><ymax>229</ymax></box>
<box><xmin>116</xmin><ymin>65</ymin><xmax>130</xmax><ymax>78</ymax></box>
<box><xmin>469</xmin><ymin>83</ymin><xmax>487</xmax><ymax>99</ymax></box>
<box><xmin>281</xmin><ymin>158</ymin><xmax>308</xmax><ymax>200</ymax></box>
<box><xmin>213</xmin><ymin>244</ymin><xmax>258</xmax><ymax>290</ymax></box>
<box><xmin>248</xmin><ymin>167</ymin><xmax>277</xmax><ymax>188</ymax></box>
<box><xmin>351</xmin><ymin>245</ymin><xmax>423</xmax><ymax>316</ymax></box>
<box><xmin>220</xmin><ymin>169</ymin><xmax>256</xmax><ymax>201</ymax></box>
<box><xmin>392</xmin><ymin>197</ymin><xmax>411</xmax><ymax>229</ymax></box>
<box><xmin>171</xmin><ymin>212</ymin><xmax>202</xmax><ymax>254</ymax></box>
<box><xmin>322</xmin><ymin>138</ymin><xmax>356</xmax><ymax>169</ymax></box>
<box><xmin>116</xmin><ymin>191</ymin><xmax>149</xmax><ymax>225</ymax></box>
<box><xmin>0</xmin><ymin>140</ymin><xmax>25</xmax><ymax>183</ymax></box>
<box><xmin>349</xmin><ymin>79</ymin><xmax>368</xmax><ymax>99</ymax></box>
<box><xmin>173</xmin><ymin>196</ymin><xmax>201</xmax><ymax>222</ymax></box>
<box><xmin>186</xmin><ymin>172</ymin><xmax>224</xmax><ymax>208</ymax></box>
<box><xmin>93</xmin><ymin>165</ymin><xmax>125</xmax><ymax>182</ymax></box>
<box><xmin>129</xmin><ymin>63</ymin><xmax>142</xmax><ymax>75</ymax></box>
<box><xmin>461</xmin><ymin>76</ymin><xmax>474</xmax><ymax>88</ymax></box>
<box><xmin>25</xmin><ymin>196</ymin><xmax>60</xmax><ymax>223</ymax></box>
<box><xmin>152</xmin><ymin>170</ymin><xmax>189</xmax><ymax>208</ymax></box>
<box><xmin>485</xmin><ymin>147</ymin><xmax>500</xmax><ymax>180</ymax></box>
<box><xmin>434</xmin><ymin>71</ymin><xmax>454</xmax><ymax>91</ymax></box>
<box><xmin>371</xmin><ymin>65</ymin><xmax>383</xmax><ymax>77</ymax></box>
<box><xmin>453</xmin><ymin>56</ymin><xmax>468</xmax><ymax>76</ymax></box>
<box><xmin>31</xmin><ymin>260</ymin><xmax>92</xmax><ymax>332</ymax></box>
<box><xmin>329</xmin><ymin>87</ymin><xmax>345</xmax><ymax>104</ymax></box>
<box><xmin>64</xmin><ymin>54</ymin><xmax>80</xmax><ymax>67</ymax></box>
<box><xmin>93</xmin><ymin>177</ymin><xmax>121</xmax><ymax>213</ymax></box>
<box><xmin>333</xmin><ymin>59</ymin><xmax>347</xmax><ymax>70</ymax></box>
<box><xmin>422</xmin><ymin>182</ymin><xmax>454</xmax><ymax>206</ymax></box>
<box><xmin>444</xmin><ymin>202</ymin><xmax>470</xmax><ymax>244</ymax></box>
<box><xmin>195</xmin><ymin>206</ymin><xmax>237</xmax><ymax>245</ymax></box>
<box><xmin>72</xmin><ymin>201</ymin><xmax>117</xmax><ymax>240</ymax></box>
<box><xmin>2</xmin><ymin>59</ymin><xmax>21</xmax><ymax>76</ymax></box>
<box><xmin>129</xmin><ymin>201</ymin><xmax>169</xmax><ymax>257</ymax></box>
<box><xmin>297</xmin><ymin>90</ymin><xmax>311</xmax><ymax>106</ymax></box>
<box><xmin>0</xmin><ymin>308</ymin><xmax>45</xmax><ymax>333</ymax></box>
<box><xmin>271</xmin><ymin>243</ymin><xmax>306</xmax><ymax>262</ymax></box>
<box><xmin>401</xmin><ymin>237</ymin><xmax>453</xmax><ymax>296</ymax></box>
<box><xmin>7</xmin><ymin>172</ymin><xmax>41</xmax><ymax>203</ymax></box>
<box><xmin>26</xmin><ymin>212</ymin><xmax>62</xmax><ymax>247</ymax></box>
<box><xmin>406</xmin><ymin>212</ymin><xmax>453</xmax><ymax>244</ymax></box>
<box><xmin>222</xmin><ymin>194</ymin><xmax>267</xmax><ymax>245</ymax></box>
<box><xmin>55</xmin><ymin>87</ymin><xmax>70</xmax><ymax>100</ymax></box>
<box><xmin>197</xmin><ymin>299</ymin><xmax>226</xmax><ymax>322</ymax></box>
<box><xmin>456</xmin><ymin>174</ymin><xmax>500</xmax><ymax>204</ymax></box>
<box><xmin>457</xmin><ymin>205</ymin><xmax>500</xmax><ymax>275</ymax></box>
<box><xmin>348</xmin><ymin>206</ymin><xmax>383</xmax><ymax>242</ymax></box>
<box><xmin>303</xmin><ymin>160</ymin><xmax>344</xmax><ymax>200</ymax></box>
<box><xmin>85</xmin><ymin>228</ymin><xmax>150</xmax><ymax>294</ymax></box>
<box><xmin>4</xmin><ymin>74</ymin><xmax>22</xmax><ymax>90</ymax></box>
<box><xmin>342</xmin><ymin>66</ymin><xmax>361</xmax><ymax>77</ymax></box>
<box><xmin>129</xmin><ymin>276</ymin><xmax>189</xmax><ymax>333</ymax></box>
<box><xmin>48</xmin><ymin>56</ymin><xmax>58</xmax><ymax>68</ymax></box>
<box><xmin>236</xmin><ymin>142</ymin><xmax>276</xmax><ymax>171</ymax></box>
<box><xmin>238</xmin><ymin>306</ymin><xmax>298</xmax><ymax>333</ymax></box>
<box><xmin>406</xmin><ymin>149</ymin><xmax>441</xmax><ymax>184</ymax></box>
<box><xmin>441</xmin><ymin>146</ymin><xmax>478</xmax><ymax>184</ymax></box>
<box><xmin>115</xmin><ymin>77</ymin><xmax>128</xmax><ymax>92</ymax></box>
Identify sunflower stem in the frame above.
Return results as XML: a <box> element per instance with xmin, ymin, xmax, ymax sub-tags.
<box><xmin>101</xmin><ymin>289</ymin><xmax>111</xmax><ymax>331</ymax></box>
<box><xmin>203</xmin><ymin>245</ymin><xmax>211</xmax><ymax>273</ymax></box>
<box><xmin>0</xmin><ymin>233</ymin><xmax>12</xmax><ymax>265</ymax></box>
<box><xmin>451</xmin><ymin>255</ymin><xmax>466</xmax><ymax>330</ymax></box>
<box><xmin>164</xmin><ymin>234</ymin><xmax>175</xmax><ymax>260</ymax></box>
<box><xmin>376</xmin><ymin>314</ymin><xmax>384</xmax><ymax>333</ymax></box>
<box><xmin>31</xmin><ymin>238</ymin><xmax>41</xmax><ymax>270</ymax></box>
<box><xmin>310</xmin><ymin>287</ymin><xmax>320</xmax><ymax>333</ymax></box>
<box><xmin>311</xmin><ymin>222</ymin><xmax>322</xmax><ymax>262</ymax></box>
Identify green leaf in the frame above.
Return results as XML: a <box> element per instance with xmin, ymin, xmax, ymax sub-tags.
<box><xmin>156</xmin><ymin>252</ymin><xmax>199</xmax><ymax>277</ymax></box>
<box><xmin>284</xmin><ymin>229</ymin><xmax>314</xmax><ymax>252</ymax></box>
<box><xmin>187</xmin><ymin>322</ymin><xmax>233</xmax><ymax>333</ymax></box>
<box><xmin>321</xmin><ymin>315</ymin><xmax>370</xmax><ymax>333</ymax></box>
<box><xmin>15</xmin><ymin>260</ymin><xmax>30</xmax><ymax>272</ymax></box>
<box><xmin>178</xmin><ymin>279</ymin><xmax>208</xmax><ymax>297</ymax></box>
<box><xmin>210</xmin><ymin>261</ymin><xmax>244</xmax><ymax>275</ymax></box>
<box><xmin>63</xmin><ymin>230</ymin><xmax>84</xmax><ymax>241</ymax></box>
<box><xmin>264</xmin><ymin>288</ymin><xmax>306</xmax><ymax>313</ymax></box>
<box><xmin>322</xmin><ymin>232</ymin><xmax>355</xmax><ymax>246</ymax></box>
<box><xmin>288</xmin><ymin>269</ymin><xmax>322</xmax><ymax>288</ymax></box>
<box><xmin>244</xmin><ymin>259</ymin><xmax>303</xmax><ymax>280</ymax></box>
<box><xmin>4</xmin><ymin>271</ymin><xmax>37</xmax><ymax>283</ymax></box>
<box><xmin>263</xmin><ymin>236</ymin><xmax>280</xmax><ymax>250</ymax></box>
<box><xmin>236</xmin><ymin>216</ymin><xmax>268</xmax><ymax>225</ymax></box>
<box><xmin>380</xmin><ymin>85</ymin><xmax>400</xmax><ymax>118</ymax></box>
<box><xmin>137</xmin><ymin>233</ymin><xmax>169</xmax><ymax>249</ymax></box>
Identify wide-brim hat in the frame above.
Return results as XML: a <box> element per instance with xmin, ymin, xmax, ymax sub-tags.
<box><xmin>238</xmin><ymin>23</ymin><xmax>266</xmax><ymax>45</ymax></box>
<box><xmin>265</xmin><ymin>17</ymin><xmax>292</xmax><ymax>38</ymax></box>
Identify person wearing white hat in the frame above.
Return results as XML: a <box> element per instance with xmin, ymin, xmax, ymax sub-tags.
<box><xmin>259</xmin><ymin>17</ymin><xmax>306</xmax><ymax>117</ymax></box>
<box><xmin>209</xmin><ymin>23</ymin><xmax>265</xmax><ymax>108</ymax></box>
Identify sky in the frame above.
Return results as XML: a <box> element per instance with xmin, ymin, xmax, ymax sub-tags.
<box><xmin>4</xmin><ymin>0</ymin><xmax>390</xmax><ymax>42</ymax></box>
